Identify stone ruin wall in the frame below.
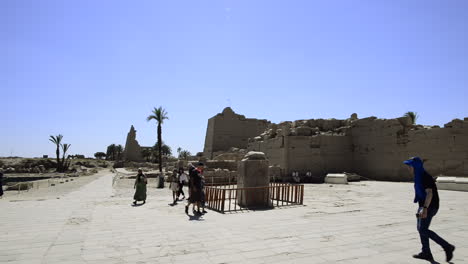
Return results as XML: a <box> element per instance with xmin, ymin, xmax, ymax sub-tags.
<box><xmin>203</xmin><ymin>107</ymin><xmax>270</xmax><ymax>159</ymax></box>
<box><xmin>247</xmin><ymin>116</ymin><xmax>468</xmax><ymax>181</ymax></box>
<box><xmin>350</xmin><ymin>117</ymin><xmax>468</xmax><ymax>181</ymax></box>
<box><xmin>247</xmin><ymin>118</ymin><xmax>354</xmax><ymax>179</ymax></box>
<box><xmin>202</xmin><ymin>108</ymin><xmax>468</xmax><ymax>181</ymax></box>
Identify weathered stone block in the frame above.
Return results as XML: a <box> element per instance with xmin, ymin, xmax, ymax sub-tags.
<box><xmin>295</xmin><ymin>126</ymin><xmax>313</xmax><ymax>136</ymax></box>
<box><xmin>243</xmin><ymin>151</ymin><xmax>267</xmax><ymax>161</ymax></box>
<box><xmin>237</xmin><ymin>156</ymin><xmax>270</xmax><ymax>208</ymax></box>
<box><xmin>436</xmin><ymin>176</ymin><xmax>468</xmax><ymax>192</ymax></box>
<box><xmin>325</xmin><ymin>173</ymin><xmax>348</xmax><ymax>184</ymax></box>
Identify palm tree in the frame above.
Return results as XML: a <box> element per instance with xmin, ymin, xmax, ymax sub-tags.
<box><xmin>179</xmin><ymin>150</ymin><xmax>191</xmax><ymax>160</ymax></box>
<box><xmin>177</xmin><ymin>147</ymin><xmax>182</xmax><ymax>157</ymax></box>
<box><xmin>151</xmin><ymin>144</ymin><xmax>159</xmax><ymax>163</ymax></box>
<box><xmin>61</xmin><ymin>143</ymin><xmax>71</xmax><ymax>171</ymax></box>
<box><xmin>163</xmin><ymin>145</ymin><xmax>172</xmax><ymax>157</ymax></box>
<box><xmin>49</xmin><ymin>134</ymin><xmax>63</xmax><ymax>172</ymax></box>
<box><xmin>141</xmin><ymin>148</ymin><xmax>152</xmax><ymax>162</ymax></box>
<box><xmin>94</xmin><ymin>152</ymin><xmax>106</xmax><ymax>160</ymax></box>
<box><xmin>404</xmin><ymin>111</ymin><xmax>418</xmax><ymax>125</ymax></box>
<box><xmin>116</xmin><ymin>145</ymin><xmax>123</xmax><ymax>161</ymax></box>
<box><xmin>107</xmin><ymin>144</ymin><xmax>117</xmax><ymax>160</ymax></box>
<box><xmin>155</xmin><ymin>141</ymin><xmax>172</xmax><ymax>157</ymax></box>
<box><xmin>147</xmin><ymin>107</ymin><xmax>169</xmax><ymax>188</ymax></box>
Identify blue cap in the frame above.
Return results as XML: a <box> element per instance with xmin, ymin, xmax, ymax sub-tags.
<box><xmin>403</xmin><ymin>157</ymin><xmax>423</xmax><ymax>166</ymax></box>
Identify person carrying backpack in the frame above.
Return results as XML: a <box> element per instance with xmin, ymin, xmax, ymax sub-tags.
<box><xmin>404</xmin><ymin>157</ymin><xmax>455</xmax><ymax>262</ymax></box>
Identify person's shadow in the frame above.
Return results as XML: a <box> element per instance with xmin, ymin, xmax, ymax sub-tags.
<box><xmin>188</xmin><ymin>214</ymin><xmax>204</xmax><ymax>221</ymax></box>
<box><xmin>131</xmin><ymin>203</ymin><xmax>145</xmax><ymax>207</ymax></box>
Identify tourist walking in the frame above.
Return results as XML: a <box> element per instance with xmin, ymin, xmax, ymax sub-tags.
<box><xmin>186</xmin><ymin>163</ymin><xmax>195</xmax><ymax>200</ymax></box>
<box><xmin>133</xmin><ymin>168</ymin><xmax>147</xmax><ymax>205</ymax></box>
<box><xmin>196</xmin><ymin>162</ymin><xmax>208</xmax><ymax>214</ymax></box>
<box><xmin>404</xmin><ymin>157</ymin><xmax>455</xmax><ymax>262</ymax></box>
<box><xmin>185</xmin><ymin>164</ymin><xmax>202</xmax><ymax>215</ymax></box>
<box><xmin>177</xmin><ymin>168</ymin><xmax>187</xmax><ymax>200</ymax></box>
<box><xmin>170</xmin><ymin>169</ymin><xmax>179</xmax><ymax>205</ymax></box>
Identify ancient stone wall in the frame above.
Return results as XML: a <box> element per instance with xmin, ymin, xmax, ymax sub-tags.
<box><xmin>247</xmin><ymin>115</ymin><xmax>468</xmax><ymax>181</ymax></box>
<box><xmin>248</xmin><ymin>134</ymin><xmax>353</xmax><ymax>177</ymax></box>
<box><xmin>351</xmin><ymin>117</ymin><xmax>468</xmax><ymax>180</ymax></box>
<box><xmin>247</xmin><ymin>136</ymin><xmax>284</xmax><ymax>167</ymax></box>
<box><xmin>205</xmin><ymin>108</ymin><xmax>468</xmax><ymax>181</ymax></box>
<box><xmin>203</xmin><ymin>107</ymin><xmax>270</xmax><ymax>158</ymax></box>
<box><xmin>350</xmin><ymin>117</ymin><xmax>410</xmax><ymax>181</ymax></box>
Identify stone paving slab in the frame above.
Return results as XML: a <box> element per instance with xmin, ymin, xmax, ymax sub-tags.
<box><xmin>1</xmin><ymin>172</ymin><xmax>467</xmax><ymax>264</ymax></box>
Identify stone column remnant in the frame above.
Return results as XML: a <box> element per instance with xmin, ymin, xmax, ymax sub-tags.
<box><xmin>237</xmin><ymin>151</ymin><xmax>271</xmax><ymax>208</ymax></box>
<box><xmin>123</xmin><ymin>125</ymin><xmax>143</xmax><ymax>162</ymax></box>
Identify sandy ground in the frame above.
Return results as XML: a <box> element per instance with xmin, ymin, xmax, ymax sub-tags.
<box><xmin>1</xmin><ymin>171</ymin><xmax>467</xmax><ymax>264</ymax></box>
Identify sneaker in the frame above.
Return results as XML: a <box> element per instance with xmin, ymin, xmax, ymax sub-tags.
<box><xmin>133</xmin><ymin>201</ymin><xmax>137</xmax><ymax>205</ymax></box>
<box><xmin>444</xmin><ymin>245</ymin><xmax>455</xmax><ymax>262</ymax></box>
<box><xmin>185</xmin><ymin>205</ymin><xmax>189</xmax><ymax>215</ymax></box>
<box><xmin>413</xmin><ymin>252</ymin><xmax>434</xmax><ymax>262</ymax></box>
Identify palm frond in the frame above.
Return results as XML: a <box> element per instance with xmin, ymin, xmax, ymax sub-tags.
<box><xmin>49</xmin><ymin>134</ymin><xmax>63</xmax><ymax>145</ymax></box>
<box><xmin>404</xmin><ymin>111</ymin><xmax>418</xmax><ymax>125</ymax></box>
<box><xmin>61</xmin><ymin>143</ymin><xmax>71</xmax><ymax>153</ymax></box>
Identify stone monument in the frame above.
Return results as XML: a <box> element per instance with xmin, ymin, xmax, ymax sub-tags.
<box><xmin>123</xmin><ymin>125</ymin><xmax>143</xmax><ymax>162</ymax></box>
<box><xmin>237</xmin><ymin>151</ymin><xmax>271</xmax><ymax>208</ymax></box>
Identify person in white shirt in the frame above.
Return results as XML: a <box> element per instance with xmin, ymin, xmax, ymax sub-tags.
<box><xmin>170</xmin><ymin>169</ymin><xmax>179</xmax><ymax>205</ymax></box>
<box><xmin>177</xmin><ymin>168</ymin><xmax>187</xmax><ymax>200</ymax></box>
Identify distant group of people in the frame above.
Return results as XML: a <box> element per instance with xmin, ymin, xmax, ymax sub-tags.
<box><xmin>291</xmin><ymin>171</ymin><xmax>313</xmax><ymax>183</ymax></box>
<box><xmin>132</xmin><ymin>162</ymin><xmax>207</xmax><ymax>216</ymax></box>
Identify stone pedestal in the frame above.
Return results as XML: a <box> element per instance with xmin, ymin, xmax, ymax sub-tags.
<box><xmin>237</xmin><ymin>152</ymin><xmax>271</xmax><ymax>208</ymax></box>
<box><xmin>325</xmin><ymin>173</ymin><xmax>348</xmax><ymax>184</ymax></box>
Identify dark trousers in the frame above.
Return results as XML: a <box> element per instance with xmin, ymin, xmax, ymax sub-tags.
<box><xmin>417</xmin><ymin>207</ymin><xmax>451</xmax><ymax>254</ymax></box>
<box><xmin>178</xmin><ymin>182</ymin><xmax>185</xmax><ymax>197</ymax></box>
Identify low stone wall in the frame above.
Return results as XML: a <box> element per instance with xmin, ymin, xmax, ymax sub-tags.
<box><xmin>204</xmin><ymin>169</ymin><xmax>237</xmax><ymax>184</ymax></box>
<box><xmin>205</xmin><ymin>160</ymin><xmax>239</xmax><ymax>171</ymax></box>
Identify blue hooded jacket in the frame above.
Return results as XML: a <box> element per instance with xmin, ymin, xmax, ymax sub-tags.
<box><xmin>403</xmin><ymin>157</ymin><xmax>426</xmax><ymax>203</ymax></box>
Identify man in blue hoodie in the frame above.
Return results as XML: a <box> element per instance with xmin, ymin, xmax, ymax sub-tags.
<box><xmin>404</xmin><ymin>157</ymin><xmax>455</xmax><ymax>262</ymax></box>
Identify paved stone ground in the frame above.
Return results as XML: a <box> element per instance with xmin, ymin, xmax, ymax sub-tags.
<box><xmin>1</xmin><ymin>171</ymin><xmax>467</xmax><ymax>264</ymax></box>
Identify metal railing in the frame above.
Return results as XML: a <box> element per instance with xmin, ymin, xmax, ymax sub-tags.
<box><xmin>205</xmin><ymin>183</ymin><xmax>304</xmax><ymax>213</ymax></box>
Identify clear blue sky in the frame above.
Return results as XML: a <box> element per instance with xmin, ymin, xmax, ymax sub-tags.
<box><xmin>2</xmin><ymin>0</ymin><xmax>467</xmax><ymax>158</ymax></box>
